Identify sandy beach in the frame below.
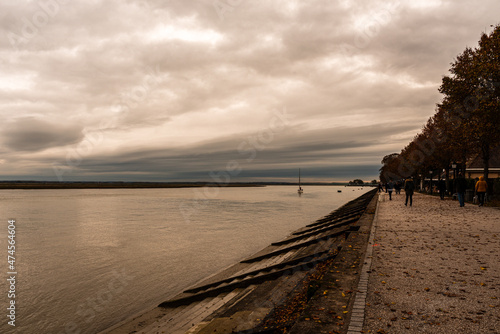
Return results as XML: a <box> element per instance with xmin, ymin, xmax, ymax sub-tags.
<box><xmin>363</xmin><ymin>192</ymin><xmax>500</xmax><ymax>333</ymax></box>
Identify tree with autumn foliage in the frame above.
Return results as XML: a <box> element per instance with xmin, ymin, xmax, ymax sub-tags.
<box><xmin>380</xmin><ymin>25</ymin><xmax>500</xmax><ymax>187</ymax></box>
<box><xmin>379</xmin><ymin>153</ymin><xmax>401</xmax><ymax>183</ymax></box>
<box><xmin>439</xmin><ymin>25</ymin><xmax>500</xmax><ymax>179</ymax></box>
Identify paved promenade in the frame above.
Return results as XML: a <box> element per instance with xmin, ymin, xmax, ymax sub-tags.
<box><xmin>361</xmin><ymin>192</ymin><xmax>500</xmax><ymax>333</ymax></box>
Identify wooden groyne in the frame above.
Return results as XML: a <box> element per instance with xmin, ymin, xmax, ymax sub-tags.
<box><xmin>103</xmin><ymin>189</ymin><xmax>378</xmax><ymax>334</ymax></box>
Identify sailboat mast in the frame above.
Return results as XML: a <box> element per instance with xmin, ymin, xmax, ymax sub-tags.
<box><xmin>297</xmin><ymin>168</ymin><xmax>304</xmax><ymax>194</ymax></box>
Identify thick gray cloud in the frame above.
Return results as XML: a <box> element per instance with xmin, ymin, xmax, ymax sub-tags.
<box><xmin>0</xmin><ymin>0</ymin><xmax>498</xmax><ymax>181</ymax></box>
<box><xmin>2</xmin><ymin>118</ymin><xmax>84</xmax><ymax>152</ymax></box>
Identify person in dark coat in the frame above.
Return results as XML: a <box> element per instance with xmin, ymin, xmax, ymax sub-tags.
<box><xmin>438</xmin><ymin>178</ymin><xmax>446</xmax><ymax>200</ymax></box>
<box><xmin>455</xmin><ymin>173</ymin><xmax>467</xmax><ymax>207</ymax></box>
<box><xmin>394</xmin><ymin>181</ymin><xmax>402</xmax><ymax>194</ymax></box>
<box><xmin>404</xmin><ymin>177</ymin><xmax>415</xmax><ymax>207</ymax></box>
<box><xmin>387</xmin><ymin>180</ymin><xmax>394</xmax><ymax>200</ymax></box>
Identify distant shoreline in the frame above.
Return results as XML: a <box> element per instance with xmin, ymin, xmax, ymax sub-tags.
<box><xmin>0</xmin><ymin>181</ymin><xmax>367</xmax><ymax>189</ymax></box>
<box><xmin>0</xmin><ymin>181</ymin><xmax>263</xmax><ymax>189</ymax></box>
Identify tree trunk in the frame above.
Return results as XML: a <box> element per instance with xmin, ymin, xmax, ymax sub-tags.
<box><xmin>482</xmin><ymin>143</ymin><xmax>490</xmax><ymax>180</ymax></box>
<box><xmin>462</xmin><ymin>152</ymin><xmax>467</xmax><ymax>176</ymax></box>
<box><xmin>445</xmin><ymin>168</ymin><xmax>450</xmax><ymax>195</ymax></box>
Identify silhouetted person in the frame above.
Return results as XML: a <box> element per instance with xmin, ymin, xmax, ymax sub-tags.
<box><xmin>394</xmin><ymin>181</ymin><xmax>401</xmax><ymax>194</ymax></box>
<box><xmin>455</xmin><ymin>173</ymin><xmax>467</xmax><ymax>207</ymax></box>
<box><xmin>404</xmin><ymin>177</ymin><xmax>415</xmax><ymax>206</ymax></box>
<box><xmin>387</xmin><ymin>180</ymin><xmax>394</xmax><ymax>200</ymax></box>
<box><xmin>475</xmin><ymin>176</ymin><xmax>488</xmax><ymax>207</ymax></box>
<box><xmin>438</xmin><ymin>178</ymin><xmax>446</xmax><ymax>200</ymax></box>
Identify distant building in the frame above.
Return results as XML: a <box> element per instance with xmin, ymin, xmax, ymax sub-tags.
<box><xmin>466</xmin><ymin>145</ymin><xmax>500</xmax><ymax>179</ymax></box>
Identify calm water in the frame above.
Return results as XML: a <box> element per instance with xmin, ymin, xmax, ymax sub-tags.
<box><xmin>0</xmin><ymin>185</ymin><xmax>370</xmax><ymax>334</ymax></box>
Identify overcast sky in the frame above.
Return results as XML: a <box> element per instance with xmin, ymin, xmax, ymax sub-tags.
<box><xmin>0</xmin><ymin>0</ymin><xmax>498</xmax><ymax>182</ymax></box>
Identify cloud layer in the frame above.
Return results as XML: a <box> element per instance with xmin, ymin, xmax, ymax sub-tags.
<box><xmin>0</xmin><ymin>0</ymin><xmax>498</xmax><ymax>181</ymax></box>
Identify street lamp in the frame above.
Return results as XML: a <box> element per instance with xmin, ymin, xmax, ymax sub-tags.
<box><xmin>451</xmin><ymin>162</ymin><xmax>457</xmax><ymax>196</ymax></box>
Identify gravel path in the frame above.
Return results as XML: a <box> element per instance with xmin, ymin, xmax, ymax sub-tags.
<box><xmin>363</xmin><ymin>192</ymin><xmax>500</xmax><ymax>334</ymax></box>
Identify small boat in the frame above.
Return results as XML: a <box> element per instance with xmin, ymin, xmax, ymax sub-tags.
<box><xmin>297</xmin><ymin>169</ymin><xmax>303</xmax><ymax>194</ymax></box>
<box><xmin>338</xmin><ymin>190</ymin><xmax>342</xmax><ymax>193</ymax></box>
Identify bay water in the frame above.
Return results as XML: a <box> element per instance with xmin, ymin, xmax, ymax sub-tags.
<box><xmin>0</xmin><ymin>185</ymin><xmax>370</xmax><ymax>333</ymax></box>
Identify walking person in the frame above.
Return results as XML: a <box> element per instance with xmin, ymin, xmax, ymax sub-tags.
<box><xmin>394</xmin><ymin>181</ymin><xmax>401</xmax><ymax>195</ymax></box>
<box><xmin>387</xmin><ymin>180</ymin><xmax>394</xmax><ymax>200</ymax></box>
<box><xmin>404</xmin><ymin>176</ymin><xmax>415</xmax><ymax>207</ymax></box>
<box><xmin>475</xmin><ymin>176</ymin><xmax>488</xmax><ymax>207</ymax></box>
<box><xmin>438</xmin><ymin>177</ymin><xmax>446</xmax><ymax>200</ymax></box>
<box><xmin>455</xmin><ymin>173</ymin><xmax>467</xmax><ymax>207</ymax></box>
